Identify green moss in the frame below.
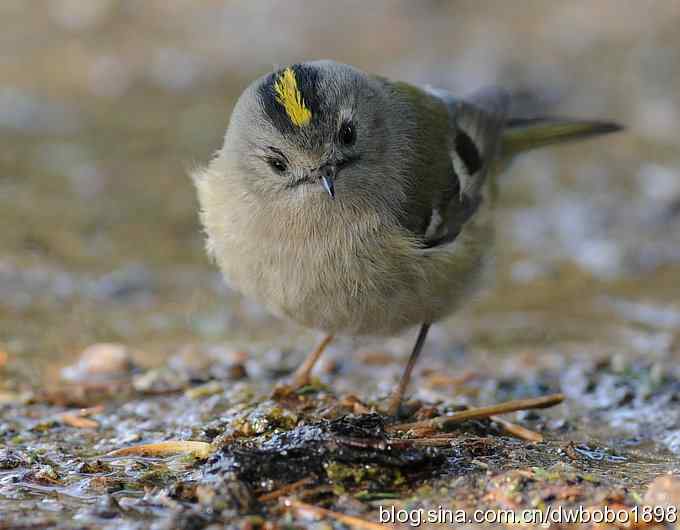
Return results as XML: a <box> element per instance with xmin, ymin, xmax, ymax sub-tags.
<box><xmin>138</xmin><ymin>466</ymin><xmax>177</xmax><ymax>486</ymax></box>
<box><xmin>240</xmin><ymin>402</ymin><xmax>300</xmax><ymax>435</ymax></box>
<box><xmin>31</xmin><ymin>421</ymin><xmax>58</xmax><ymax>433</ymax></box>
<box><xmin>324</xmin><ymin>461</ymin><xmax>406</xmax><ymax>493</ymax></box>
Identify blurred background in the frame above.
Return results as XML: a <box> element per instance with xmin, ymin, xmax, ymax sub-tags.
<box><xmin>1</xmin><ymin>0</ymin><xmax>679</xmax><ymax>393</ymax></box>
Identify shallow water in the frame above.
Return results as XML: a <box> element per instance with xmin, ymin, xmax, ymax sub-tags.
<box><xmin>1</xmin><ymin>2</ymin><xmax>680</xmax><ymax>528</ymax></box>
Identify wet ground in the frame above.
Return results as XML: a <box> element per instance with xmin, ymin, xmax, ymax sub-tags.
<box><xmin>2</xmin><ymin>1</ymin><xmax>680</xmax><ymax>528</ymax></box>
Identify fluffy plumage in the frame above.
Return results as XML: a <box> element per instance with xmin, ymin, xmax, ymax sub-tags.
<box><xmin>193</xmin><ymin>60</ymin><xmax>620</xmax><ymax>338</ymax></box>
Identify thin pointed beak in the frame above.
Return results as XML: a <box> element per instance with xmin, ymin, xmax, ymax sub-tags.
<box><xmin>319</xmin><ymin>165</ymin><xmax>336</xmax><ymax>200</ymax></box>
<box><xmin>320</xmin><ymin>174</ymin><xmax>335</xmax><ymax>199</ymax></box>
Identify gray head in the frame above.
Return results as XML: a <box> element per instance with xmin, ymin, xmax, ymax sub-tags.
<box><xmin>222</xmin><ymin>61</ymin><xmax>406</xmax><ymax>208</ymax></box>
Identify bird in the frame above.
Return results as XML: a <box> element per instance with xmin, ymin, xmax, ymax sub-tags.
<box><xmin>192</xmin><ymin>60</ymin><xmax>621</xmax><ymax>415</ymax></box>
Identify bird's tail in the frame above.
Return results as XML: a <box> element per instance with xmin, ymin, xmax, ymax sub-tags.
<box><xmin>501</xmin><ymin>117</ymin><xmax>622</xmax><ymax>156</ymax></box>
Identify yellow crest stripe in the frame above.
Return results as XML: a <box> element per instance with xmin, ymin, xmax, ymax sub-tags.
<box><xmin>273</xmin><ymin>67</ymin><xmax>312</xmax><ymax>127</ymax></box>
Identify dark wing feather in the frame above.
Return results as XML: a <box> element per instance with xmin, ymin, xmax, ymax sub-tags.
<box><xmin>447</xmin><ymin>86</ymin><xmax>510</xmax><ymax>200</ymax></box>
<box><xmin>420</xmin><ymin>86</ymin><xmax>510</xmax><ymax>248</ymax></box>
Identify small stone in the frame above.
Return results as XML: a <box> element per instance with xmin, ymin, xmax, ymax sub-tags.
<box><xmin>132</xmin><ymin>367</ymin><xmax>187</xmax><ymax>394</ymax></box>
<box><xmin>88</xmin><ymin>495</ymin><xmax>121</xmax><ymax>519</ymax></box>
<box><xmin>76</xmin><ymin>460</ymin><xmax>112</xmax><ymax>474</ymax></box>
<box><xmin>227</xmin><ymin>363</ymin><xmax>248</xmax><ymax>380</ymax></box>
<box><xmin>185</xmin><ymin>381</ymin><xmax>223</xmax><ymax>400</ymax></box>
<box><xmin>644</xmin><ymin>473</ymin><xmax>680</xmax><ymax>509</ymax></box>
<box><xmin>0</xmin><ymin>449</ymin><xmax>28</xmax><ymax>470</ymax></box>
<box><xmin>61</xmin><ymin>343</ymin><xmax>134</xmax><ymax>382</ymax></box>
<box><xmin>34</xmin><ymin>465</ymin><xmax>61</xmax><ymax>485</ymax></box>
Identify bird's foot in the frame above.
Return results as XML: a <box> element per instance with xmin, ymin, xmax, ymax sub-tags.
<box><xmin>271</xmin><ymin>335</ymin><xmax>334</xmax><ymax>398</ymax></box>
<box><xmin>271</xmin><ymin>374</ymin><xmax>314</xmax><ymax>398</ymax></box>
<box><xmin>381</xmin><ymin>395</ymin><xmax>422</xmax><ymax>419</ymax></box>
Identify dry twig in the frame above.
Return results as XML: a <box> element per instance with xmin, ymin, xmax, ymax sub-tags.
<box><xmin>491</xmin><ymin>415</ymin><xmax>543</xmax><ymax>442</ymax></box>
<box><xmin>282</xmin><ymin>498</ymin><xmax>393</xmax><ymax>530</ymax></box>
<box><xmin>387</xmin><ymin>393</ymin><xmax>564</xmax><ymax>436</ymax></box>
<box><xmin>387</xmin><ymin>436</ymin><xmax>457</xmax><ymax>447</ymax></box>
<box><xmin>258</xmin><ymin>477</ymin><xmax>315</xmax><ymax>502</ymax></box>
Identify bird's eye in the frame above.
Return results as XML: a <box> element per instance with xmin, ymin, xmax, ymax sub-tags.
<box><xmin>339</xmin><ymin>121</ymin><xmax>356</xmax><ymax>146</ymax></box>
<box><xmin>267</xmin><ymin>158</ymin><xmax>287</xmax><ymax>173</ymax></box>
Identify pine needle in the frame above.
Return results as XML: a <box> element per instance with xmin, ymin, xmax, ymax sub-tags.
<box><xmin>282</xmin><ymin>498</ymin><xmax>393</xmax><ymax>530</ymax></box>
<box><xmin>60</xmin><ymin>414</ymin><xmax>99</xmax><ymax>429</ymax></box>
<box><xmin>106</xmin><ymin>441</ymin><xmax>213</xmax><ymax>459</ymax></box>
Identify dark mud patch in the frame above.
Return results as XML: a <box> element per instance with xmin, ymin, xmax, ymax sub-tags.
<box><xmin>205</xmin><ymin>414</ymin><xmax>449</xmax><ymax>494</ymax></box>
<box><xmin>154</xmin><ymin>406</ymin><xmax>660</xmax><ymax>529</ymax></box>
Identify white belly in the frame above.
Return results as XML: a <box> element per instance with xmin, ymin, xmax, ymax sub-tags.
<box><xmin>209</xmin><ymin>201</ymin><xmax>492</xmax><ymax>336</ymax></box>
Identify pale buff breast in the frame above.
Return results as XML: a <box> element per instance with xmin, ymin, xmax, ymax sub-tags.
<box><xmin>195</xmin><ymin>165</ymin><xmax>494</xmax><ymax>336</ymax></box>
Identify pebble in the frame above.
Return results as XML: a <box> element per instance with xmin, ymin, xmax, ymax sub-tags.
<box><xmin>644</xmin><ymin>473</ymin><xmax>680</xmax><ymax>509</ymax></box>
<box><xmin>61</xmin><ymin>342</ymin><xmax>134</xmax><ymax>382</ymax></box>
